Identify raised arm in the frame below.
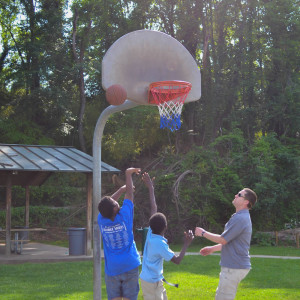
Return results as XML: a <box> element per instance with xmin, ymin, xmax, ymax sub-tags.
<box><xmin>111</xmin><ymin>185</ymin><xmax>126</xmax><ymax>201</ymax></box>
<box><xmin>171</xmin><ymin>230</ymin><xmax>194</xmax><ymax>265</ymax></box>
<box><xmin>142</xmin><ymin>172</ymin><xmax>157</xmax><ymax>216</ymax></box>
<box><xmin>125</xmin><ymin>167</ymin><xmax>141</xmax><ymax>202</ymax></box>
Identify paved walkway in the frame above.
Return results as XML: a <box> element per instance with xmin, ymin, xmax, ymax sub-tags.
<box><xmin>0</xmin><ymin>242</ymin><xmax>93</xmax><ymax>264</ymax></box>
<box><xmin>1</xmin><ymin>243</ymin><xmax>299</xmax><ymax>264</ymax></box>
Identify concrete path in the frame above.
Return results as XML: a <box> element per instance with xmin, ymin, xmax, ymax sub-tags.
<box><xmin>0</xmin><ymin>242</ymin><xmax>93</xmax><ymax>264</ymax></box>
<box><xmin>1</xmin><ymin>243</ymin><xmax>299</xmax><ymax>264</ymax></box>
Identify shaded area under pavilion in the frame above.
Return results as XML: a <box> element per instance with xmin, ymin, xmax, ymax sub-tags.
<box><xmin>0</xmin><ymin>144</ymin><xmax>119</xmax><ymax>256</ymax></box>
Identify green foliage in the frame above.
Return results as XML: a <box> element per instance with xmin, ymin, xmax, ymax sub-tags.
<box><xmin>0</xmin><ymin>0</ymin><xmax>299</xmax><ymax>239</ymax></box>
<box><xmin>137</xmin><ymin>132</ymin><xmax>244</xmax><ymax>239</ymax></box>
<box><xmin>0</xmin><ymin>206</ymin><xmax>71</xmax><ymax>228</ymax></box>
<box><xmin>102</xmin><ymin>106</ymin><xmax>168</xmax><ymax>167</ymax></box>
<box><xmin>0</xmin><ymin>118</ymin><xmax>54</xmax><ymax>145</ymax></box>
<box><xmin>136</xmin><ymin>130</ymin><xmax>300</xmax><ymax>240</ymax></box>
<box><xmin>252</xmin><ymin>232</ymin><xmax>275</xmax><ymax>247</ymax></box>
<box><xmin>245</xmin><ymin>133</ymin><xmax>300</xmax><ymax>230</ymax></box>
<box><xmin>11</xmin><ymin>173</ymin><xmax>87</xmax><ymax>207</ymax></box>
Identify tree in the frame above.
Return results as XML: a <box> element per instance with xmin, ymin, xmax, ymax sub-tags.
<box><xmin>262</xmin><ymin>0</ymin><xmax>300</xmax><ymax>138</ymax></box>
<box><xmin>0</xmin><ymin>0</ymin><xmax>72</xmax><ymax>144</ymax></box>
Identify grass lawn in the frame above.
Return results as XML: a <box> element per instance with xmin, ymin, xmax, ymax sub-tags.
<box><xmin>169</xmin><ymin>239</ymin><xmax>300</xmax><ymax>257</ymax></box>
<box><xmin>43</xmin><ymin>239</ymin><xmax>300</xmax><ymax>257</ymax></box>
<box><xmin>1</xmin><ymin>250</ymin><xmax>299</xmax><ymax>299</ymax></box>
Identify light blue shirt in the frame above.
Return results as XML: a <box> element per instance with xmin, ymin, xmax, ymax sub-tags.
<box><xmin>140</xmin><ymin>227</ymin><xmax>174</xmax><ymax>283</ymax></box>
<box><xmin>98</xmin><ymin>199</ymin><xmax>141</xmax><ymax>276</ymax></box>
<box><xmin>220</xmin><ymin>209</ymin><xmax>252</xmax><ymax>269</ymax></box>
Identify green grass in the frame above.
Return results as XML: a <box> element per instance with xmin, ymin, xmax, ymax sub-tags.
<box><xmin>36</xmin><ymin>231</ymin><xmax>300</xmax><ymax>256</ymax></box>
<box><xmin>249</xmin><ymin>245</ymin><xmax>300</xmax><ymax>256</ymax></box>
<box><xmin>0</xmin><ymin>252</ymin><xmax>299</xmax><ymax>299</ymax></box>
<box><xmin>39</xmin><ymin>239</ymin><xmax>300</xmax><ymax>257</ymax></box>
<box><xmin>167</xmin><ymin>239</ymin><xmax>300</xmax><ymax>257</ymax></box>
<box><xmin>35</xmin><ymin>240</ymin><xmax>69</xmax><ymax>247</ymax></box>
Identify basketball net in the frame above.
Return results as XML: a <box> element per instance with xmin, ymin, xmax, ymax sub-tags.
<box><xmin>148</xmin><ymin>81</ymin><xmax>192</xmax><ymax>131</ymax></box>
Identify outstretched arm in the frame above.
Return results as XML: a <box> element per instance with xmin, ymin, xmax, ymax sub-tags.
<box><xmin>195</xmin><ymin>227</ymin><xmax>227</xmax><ymax>245</ymax></box>
<box><xmin>142</xmin><ymin>172</ymin><xmax>157</xmax><ymax>216</ymax></box>
<box><xmin>111</xmin><ymin>185</ymin><xmax>126</xmax><ymax>201</ymax></box>
<box><xmin>171</xmin><ymin>230</ymin><xmax>194</xmax><ymax>264</ymax></box>
<box><xmin>200</xmin><ymin>244</ymin><xmax>222</xmax><ymax>256</ymax></box>
<box><xmin>125</xmin><ymin>168</ymin><xmax>141</xmax><ymax>202</ymax></box>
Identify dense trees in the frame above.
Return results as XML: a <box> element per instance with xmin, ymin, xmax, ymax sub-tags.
<box><xmin>0</xmin><ymin>0</ymin><xmax>299</xmax><ymax>233</ymax></box>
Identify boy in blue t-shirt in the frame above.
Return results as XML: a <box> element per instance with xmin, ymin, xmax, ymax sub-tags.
<box><xmin>98</xmin><ymin>167</ymin><xmax>141</xmax><ymax>300</ymax></box>
<box><xmin>140</xmin><ymin>173</ymin><xmax>194</xmax><ymax>300</ymax></box>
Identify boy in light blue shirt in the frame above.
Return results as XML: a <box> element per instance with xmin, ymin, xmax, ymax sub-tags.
<box><xmin>140</xmin><ymin>173</ymin><xmax>194</xmax><ymax>299</ymax></box>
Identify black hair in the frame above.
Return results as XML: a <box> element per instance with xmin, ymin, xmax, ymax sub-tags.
<box><xmin>98</xmin><ymin>196</ymin><xmax>115</xmax><ymax>219</ymax></box>
<box><xmin>149</xmin><ymin>212</ymin><xmax>167</xmax><ymax>235</ymax></box>
<box><xmin>244</xmin><ymin>188</ymin><xmax>257</xmax><ymax>209</ymax></box>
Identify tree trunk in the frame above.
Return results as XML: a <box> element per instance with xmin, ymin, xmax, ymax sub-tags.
<box><xmin>72</xmin><ymin>8</ymin><xmax>92</xmax><ymax>152</ymax></box>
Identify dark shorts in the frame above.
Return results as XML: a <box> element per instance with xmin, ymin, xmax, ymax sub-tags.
<box><xmin>105</xmin><ymin>267</ymin><xmax>140</xmax><ymax>300</ymax></box>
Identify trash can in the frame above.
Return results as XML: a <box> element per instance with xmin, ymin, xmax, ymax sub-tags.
<box><xmin>135</xmin><ymin>227</ymin><xmax>149</xmax><ymax>255</ymax></box>
<box><xmin>68</xmin><ymin>228</ymin><xmax>86</xmax><ymax>255</ymax></box>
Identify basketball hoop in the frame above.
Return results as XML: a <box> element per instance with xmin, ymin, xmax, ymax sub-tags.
<box><xmin>148</xmin><ymin>81</ymin><xmax>192</xmax><ymax>131</ymax></box>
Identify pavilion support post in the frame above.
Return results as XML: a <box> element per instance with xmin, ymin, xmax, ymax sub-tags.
<box><xmin>25</xmin><ymin>185</ymin><xmax>30</xmax><ymax>227</ymax></box>
<box><xmin>86</xmin><ymin>173</ymin><xmax>92</xmax><ymax>256</ymax></box>
<box><xmin>5</xmin><ymin>173</ymin><xmax>12</xmax><ymax>255</ymax></box>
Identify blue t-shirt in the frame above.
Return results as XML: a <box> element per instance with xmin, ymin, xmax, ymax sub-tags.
<box><xmin>97</xmin><ymin>199</ymin><xmax>141</xmax><ymax>276</ymax></box>
<box><xmin>220</xmin><ymin>209</ymin><xmax>252</xmax><ymax>269</ymax></box>
<box><xmin>140</xmin><ymin>227</ymin><xmax>174</xmax><ymax>283</ymax></box>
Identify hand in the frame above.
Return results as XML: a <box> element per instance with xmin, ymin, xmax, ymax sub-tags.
<box><xmin>183</xmin><ymin>230</ymin><xmax>194</xmax><ymax>246</ymax></box>
<box><xmin>142</xmin><ymin>172</ymin><xmax>155</xmax><ymax>189</ymax></box>
<box><xmin>195</xmin><ymin>227</ymin><xmax>206</xmax><ymax>237</ymax></box>
<box><xmin>126</xmin><ymin>168</ymin><xmax>141</xmax><ymax>175</ymax></box>
<box><xmin>200</xmin><ymin>246</ymin><xmax>214</xmax><ymax>256</ymax></box>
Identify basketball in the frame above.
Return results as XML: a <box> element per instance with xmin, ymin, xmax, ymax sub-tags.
<box><xmin>105</xmin><ymin>84</ymin><xmax>127</xmax><ymax>106</ymax></box>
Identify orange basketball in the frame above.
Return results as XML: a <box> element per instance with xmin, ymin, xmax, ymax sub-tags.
<box><xmin>105</xmin><ymin>84</ymin><xmax>127</xmax><ymax>106</ymax></box>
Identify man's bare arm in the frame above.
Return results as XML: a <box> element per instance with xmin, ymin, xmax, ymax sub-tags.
<box><xmin>200</xmin><ymin>244</ymin><xmax>222</xmax><ymax>256</ymax></box>
<box><xmin>195</xmin><ymin>227</ymin><xmax>227</xmax><ymax>245</ymax></box>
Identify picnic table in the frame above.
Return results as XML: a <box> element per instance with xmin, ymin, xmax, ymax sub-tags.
<box><xmin>0</xmin><ymin>228</ymin><xmax>47</xmax><ymax>254</ymax></box>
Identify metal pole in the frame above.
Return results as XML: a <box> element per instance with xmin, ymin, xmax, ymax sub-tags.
<box><xmin>92</xmin><ymin>100</ymin><xmax>138</xmax><ymax>300</ymax></box>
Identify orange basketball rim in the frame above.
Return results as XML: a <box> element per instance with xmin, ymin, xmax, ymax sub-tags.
<box><xmin>148</xmin><ymin>80</ymin><xmax>192</xmax><ymax>131</ymax></box>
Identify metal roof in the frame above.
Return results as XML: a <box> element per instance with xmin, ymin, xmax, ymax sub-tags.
<box><xmin>0</xmin><ymin>144</ymin><xmax>119</xmax><ymax>187</ymax></box>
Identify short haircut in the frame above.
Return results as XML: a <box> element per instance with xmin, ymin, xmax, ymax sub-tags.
<box><xmin>149</xmin><ymin>212</ymin><xmax>167</xmax><ymax>234</ymax></box>
<box><xmin>244</xmin><ymin>188</ymin><xmax>257</xmax><ymax>209</ymax></box>
<box><xmin>98</xmin><ymin>196</ymin><xmax>115</xmax><ymax>219</ymax></box>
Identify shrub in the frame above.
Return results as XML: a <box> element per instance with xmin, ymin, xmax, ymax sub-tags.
<box><xmin>252</xmin><ymin>232</ymin><xmax>275</xmax><ymax>246</ymax></box>
<box><xmin>0</xmin><ymin>206</ymin><xmax>85</xmax><ymax>228</ymax></box>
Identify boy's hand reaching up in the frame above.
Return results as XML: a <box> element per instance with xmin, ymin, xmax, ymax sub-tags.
<box><xmin>142</xmin><ymin>172</ymin><xmax>155</xmax><ymax>189</ymax></box>
<box><xmin>183</xmin><ymin>230</ymin><xmax>194</xmax><ymax>246</ymax></box>
<box><xmin>142</xmin><ymin>172</ymin><xmax>157</xmax><ymax>215</ymax></box>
